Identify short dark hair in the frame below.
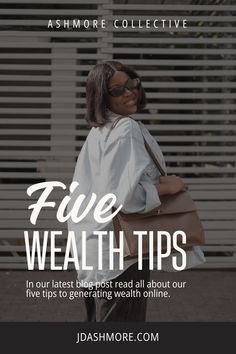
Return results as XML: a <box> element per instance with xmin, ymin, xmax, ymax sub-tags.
<box><xmin>85</xmin><ymin>61</ymin><xmax>146</xmax><ymax>127</ymax></box>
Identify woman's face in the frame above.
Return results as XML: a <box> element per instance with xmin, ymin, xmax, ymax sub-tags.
<box><xmin>107</xmin><ymin>71</ymin><xmax>139</xmax><ymax>116</ymax></box>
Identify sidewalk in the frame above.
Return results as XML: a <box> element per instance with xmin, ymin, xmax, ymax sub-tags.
<box><xmin>0</xmin><ymin>269</ymin><xmax>235</xmax><ymax>321</ymax></box>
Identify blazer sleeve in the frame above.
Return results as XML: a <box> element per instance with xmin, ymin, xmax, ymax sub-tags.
<box><xmin>100</xmin><ymin>118</ymin><xmax>161</xmax><ymax>213</ymax></box>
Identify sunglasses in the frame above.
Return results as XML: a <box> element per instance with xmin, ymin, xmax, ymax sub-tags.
<box><xmin>108</xmin><ymin>78</ymin><xmax>140</xmax><ymax>97</ymax></box>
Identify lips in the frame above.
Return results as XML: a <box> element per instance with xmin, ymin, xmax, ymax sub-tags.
<box><xmin>125</xmin><ymin>100</ymin><xmax>137</xmax><ymax>107</ymax></box>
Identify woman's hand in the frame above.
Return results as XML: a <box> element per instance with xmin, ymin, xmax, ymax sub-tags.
<box><xmin>156</xmin><ymin>175</ymin><xmax>187</xmax><ymax>196</ymax></box>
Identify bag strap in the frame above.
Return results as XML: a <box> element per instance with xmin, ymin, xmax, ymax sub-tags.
<box><xmin>112</xmin><ymin>116</ymin><xmax>166</xmax><ymax>176</ymax></box>
<box><xmin>111</xmin><ymin>115</ymin><xmax>125</xmax><ymax>129</ymax></box>
<box><xmin>141</xmin><ymin>130</ymin><xmax>166</xmax><ymax>176</ymax></box>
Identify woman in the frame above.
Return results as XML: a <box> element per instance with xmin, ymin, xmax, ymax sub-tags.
<box><xmin>68</xmin><ymin>61</ymin><xmax>205</xmax><ymax>322</ymax></box>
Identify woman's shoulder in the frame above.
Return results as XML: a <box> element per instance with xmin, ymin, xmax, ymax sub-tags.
<box><xmin>111</xmin><ymin>116</ymin><xmax>142</xmax><ymax>140</ymax></box>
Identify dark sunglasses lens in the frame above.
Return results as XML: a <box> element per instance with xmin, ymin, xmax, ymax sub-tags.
<box><xmin>109</xmin><ymin>87</ymin><xmax>125</xmax><ymax>97</ymax></box>
<box><xmin>127</xmin><ymin>78</ymin><xmax>140</xmax><ymax>90</ymax></box>
<box><xmin>109</xmin><ymin>78</ymin><xmax>140</xmax><ymax>97</ymax></box>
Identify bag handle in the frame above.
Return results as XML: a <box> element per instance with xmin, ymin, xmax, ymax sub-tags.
<box><xmin>112</xmin><ymin>116</ymin><xmax>166</xmax><ymax>176</ymax></box>
<box><xmin>141</xmin><ymin>128</ymin><xmax>166</xmax><ymax>176</ymax></box>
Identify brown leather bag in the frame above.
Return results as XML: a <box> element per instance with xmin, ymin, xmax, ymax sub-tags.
<box><xmin>112</xmin><ymin>118</ymin><xmax>205</xmax><ymax>258</ymax></box>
